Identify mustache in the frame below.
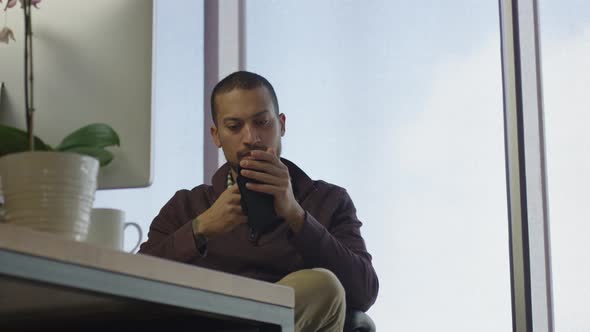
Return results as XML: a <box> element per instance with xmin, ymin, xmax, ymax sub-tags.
<box><xmin>237</xmin><ymin>145</ymin><xmax>267</xmax><ymax>160</ymax></box>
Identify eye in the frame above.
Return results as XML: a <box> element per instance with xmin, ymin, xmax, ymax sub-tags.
<box><xmin>255</xmin><ymin>119</ymin><xmax>270</xmax><ymax>126</ymax></box>
<box><xmin>226</xmin><ymin>123</ymin><xmax>241</xmax><ymax>131</ymax></box>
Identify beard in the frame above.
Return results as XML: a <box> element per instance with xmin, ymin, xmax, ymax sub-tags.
<box><xmin>226</xmin><ymin>140</ymin><xmax>283</xmax><ymax>174</ymax></box>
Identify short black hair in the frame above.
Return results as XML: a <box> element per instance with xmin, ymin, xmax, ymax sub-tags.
<box><xmin>210</xmin><ymin>71</ymin><xmax>279</xmax><ymax>125</ymax></box>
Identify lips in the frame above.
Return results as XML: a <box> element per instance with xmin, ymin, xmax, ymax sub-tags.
<box><xmin>238</xmin><ymin>151</ymin><xmax>252</xmax><ymax>160</ymax></box>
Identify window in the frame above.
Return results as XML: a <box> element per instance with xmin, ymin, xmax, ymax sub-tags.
<box><xmin>539</xmin><ymin>1</ymin><xmax>590</xmax><ymax>330</ymax></box>
<box><xmin>246</xmin><ymin>1</ymin><xmax>511</xmax><ymax>330</ymax></box>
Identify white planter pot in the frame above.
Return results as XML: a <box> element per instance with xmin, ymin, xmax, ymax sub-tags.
<box><xmin>0</xmin><ymin>151</ymin><xmax>99</xmax><ymax>241</ymax></box>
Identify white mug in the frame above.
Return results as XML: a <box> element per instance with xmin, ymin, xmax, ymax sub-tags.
<box><xmin>88</xmin><ymin>208</ymin><xmax>143</xmax><ymax>252</ymax></box>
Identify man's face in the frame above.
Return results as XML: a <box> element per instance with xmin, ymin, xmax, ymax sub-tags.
<box><xmin>211</xmin><ymin>87</ymin><xmax>285</xmax><ymax>172</ymax></box>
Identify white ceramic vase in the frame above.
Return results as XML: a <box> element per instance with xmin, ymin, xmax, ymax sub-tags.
<box><xmin>0</xmin><ymin>151</ymin><xmax>99</xmax><ymax>241</ymax></box>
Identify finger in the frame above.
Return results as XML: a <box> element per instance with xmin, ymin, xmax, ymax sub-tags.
<box><xmin>223</xmin><ymin>184</ymin><xmax>240</xmax><ymax>197</ymax></box>
<box><xmin>240</xmin><ymin>160</ymin><xmax>284</xmax><ymax>177</ymax></box>
<box><xmin>224</xmin><ymin>185</ymin><xmax>241</xmax><ymax>198</ymax></box>
<box><xmin>240</xmin><ymin>168</ymin><xmax>283</xmax><ymax>186</ymax></box>
<box><xmin>230</xmin><ymin>184</ymin><xmax>241</xmax><ymax>193</ymax></box>
<box><xmin>230</xmin><ymin>185</ymin><xmax>243</xmax><ymax>194</ymax></box>
<box><xmin>245</xmin><ymin>182</ymin><xmax>281</xmax><ymax>196</ymax></box>
<box><xmin>250</xmin><ymin>149</ymin><xmax>280</xmax><ymax>164</ymax></box>
<box><xmin>228</xmin><ymin>194</ymin><xmax>242</xmax><ymax>205</ymax></box>
<box><xmin>231</xmin><ymin>206</ymin><xmax>245</xmax><ymax>215</ymax></box>
<box><xmin>223</xmin><ymin>189</ymin><xmax>242</xmax><ymax>204</ymax></box>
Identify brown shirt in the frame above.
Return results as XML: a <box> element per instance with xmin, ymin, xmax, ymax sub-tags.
<box><xmin>138</xmin><ymin>158</ymin><xmax>379</xmax><ymax>311</ymax></box>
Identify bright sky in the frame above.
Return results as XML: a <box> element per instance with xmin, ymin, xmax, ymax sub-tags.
<box><xmin>542</xmin><ymin>23</ymin><xmax>590</xmax><ymax>331</ymax></box>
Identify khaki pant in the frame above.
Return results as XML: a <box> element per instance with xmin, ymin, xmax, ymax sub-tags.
<box><xmin>276</xmin><ymin>268</ymin><xmax>346</xmax><ymax>332</ymax></box>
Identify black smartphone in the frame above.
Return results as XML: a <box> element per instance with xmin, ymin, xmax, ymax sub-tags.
<box><xmin>236</xmin><ymin>165</ymin><xmax>279</xmax><ymax>235</ymax></box>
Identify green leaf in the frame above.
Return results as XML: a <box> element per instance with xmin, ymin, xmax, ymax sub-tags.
<box><xmin>65</xmin><ymin>146</ymin><xmax>114</xmax><ymax>167</ymax></box>
<box><xmin>0</xmin><ymin>124</ymin><xmax>53</xmax><ymax>157</ymax></box>
<box><xmin>57</xmin><ymin>123</ymin><xmax>120</xmax><ymax>151</ymax></box>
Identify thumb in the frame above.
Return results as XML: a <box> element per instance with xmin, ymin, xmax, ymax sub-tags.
<box><xmin>230</xmin><ymin>184</ymin><xmax>240</xmax><ymax>193</ymax></box>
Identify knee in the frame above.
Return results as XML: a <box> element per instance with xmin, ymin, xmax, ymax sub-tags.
<box><xmin>281</xmin><ymin>268</ymin><xmax>347</xmax><ymax>331</ymax></box>
<box><xmin>309</xmin><ymin>268</ymin><xmax>346</xmax><ymax>307</ymax></box>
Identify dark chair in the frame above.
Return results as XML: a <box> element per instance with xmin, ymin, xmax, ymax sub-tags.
<box><xmin>344</xmin><ymin>309</ymin><xmax>376</xmax><ymax>332</ymax></box>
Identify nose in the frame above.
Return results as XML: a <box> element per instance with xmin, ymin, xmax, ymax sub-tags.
<box><xmin>242</xmin><ymin>123</ymin><xmax>261</xmax><ymax>145</ymax></box>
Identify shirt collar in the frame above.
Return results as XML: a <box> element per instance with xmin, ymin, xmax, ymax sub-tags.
<box><xmin>227</xmin><ymin>170</ymin><xmax>234</xmax><ymax>188</ymax></box>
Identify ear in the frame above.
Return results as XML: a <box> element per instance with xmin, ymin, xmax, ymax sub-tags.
<box><xmin>279</xmin><ymin>113</ymin><xmax>286</xmax><ymax>137</ymax></box>
<box><xmin>210</xmin><ymin>126</ymin><xmax>221</xmax><ymax>148</ymax></box>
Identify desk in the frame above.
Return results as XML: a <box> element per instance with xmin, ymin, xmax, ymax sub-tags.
<box><xmin>0</xmin><ymin>223</ymin><xmax>294</xmax><ymax>331</ymax></box>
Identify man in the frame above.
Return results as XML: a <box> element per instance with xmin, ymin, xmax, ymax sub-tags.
<box><xmin>139</xmin><ymin>71</ymin><xmax>378</xmax><ymax>332</ymax></box>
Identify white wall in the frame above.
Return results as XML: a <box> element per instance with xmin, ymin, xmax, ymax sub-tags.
<box><xmin>93</xmin><ymin>0</ymin><xmax>204</xmax><ymax>250</ymax></box>
<box><xmin>0</xmin><ymin>0</ymin><xmax>153</xmax><ymax>189</ymax></box>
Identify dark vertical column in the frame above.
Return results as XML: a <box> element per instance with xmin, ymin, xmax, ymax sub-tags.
<box><xmin>238</xmin><ymin>0</ymin><xmax>247</xmax><ymax>70</ymax></box>
<box><xmin>498</xmin><ymin>0</ymin><xmax>554</xmax><ymax>331</ymax></box>
<box><xmin>203</xmin><ymin>0</ymin><xmax>220</xmax><ymax>185</ymax></box>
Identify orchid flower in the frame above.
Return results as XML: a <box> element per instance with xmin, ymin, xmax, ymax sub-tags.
<box><xmin>0</xmin><ymin>26</ymin><xmax>15</xmax><ymax>43</ymax></box>
<box><xmin>25</xmin><ymin>0</ymin><xmax>42</xmax><ymax>8</ymax></box>
<box><xmin>1</xmin><ymin>0</ymin><xmax>41</xmax><ymax>11</ymax></box>
<box><xmin>2</xmin><ymin>0</ymin><xmax>17</xmax><ymax>11</ymax></box>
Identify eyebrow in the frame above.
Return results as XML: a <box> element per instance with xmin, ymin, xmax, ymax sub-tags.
<box><xmin>222</xmin><ymin>110</ymin><xmax>271</xmax><ymax>123</ymax></box>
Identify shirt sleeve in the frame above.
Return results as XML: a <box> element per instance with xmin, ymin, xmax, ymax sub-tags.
<box><xmin>138</xmin><ymin>190</ymin><xmax>202</xmax><ymax>262</ymax></box>
<box><xmin>290</xmin><ymin>188</ymin><xmax>379</xmax><ymax>312</ymax></box>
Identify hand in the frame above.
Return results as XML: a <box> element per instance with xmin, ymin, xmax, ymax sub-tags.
<box><xmin>194</xmin><ymin>185</ymin><xmax>247</xmax><ymax>237</ymax></box>
<box><xmin>239</xmin><ymin>148</ymin><xmax>305</xmax><ymax>232</ymax></box>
